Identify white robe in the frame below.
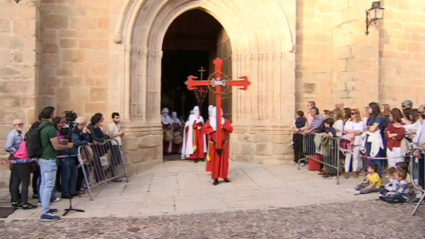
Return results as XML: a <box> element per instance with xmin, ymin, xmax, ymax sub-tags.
<box><xmin>181</xmin><ymin>115</ymin><xmax>196</xmax><ymax>159</ymax></box>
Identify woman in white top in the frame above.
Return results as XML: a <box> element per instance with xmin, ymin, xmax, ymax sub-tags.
<box><xmin>343</xmin><ymin>108</ymin><xmax>364</xmax><ymax>178</ymax></box>
<box><xmin>332</xmin><ymin>108</ymin><xmax>344</xmax><ymax>137</ymax></box>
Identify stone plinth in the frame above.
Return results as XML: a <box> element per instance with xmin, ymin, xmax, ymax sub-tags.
<box><xmin>231</xmin><ymin>125</ymin><xmax>293</xmax><ymax>164</ymax></box>
<box><xmin>120</xmin><ymin>122</ymin><xmax>163</xmax><ymax>175</ymax></box>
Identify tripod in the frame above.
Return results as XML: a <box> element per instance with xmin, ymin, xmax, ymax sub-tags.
<box><xmin>63</xmin><ymin>197</ymin><xmax>85</xmax><ymax>216</ymax></box>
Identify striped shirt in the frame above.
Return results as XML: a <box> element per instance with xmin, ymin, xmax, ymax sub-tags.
<box><xmin>307</xmin><ymin>115</ymin><xmax>325</xmax><ymax>132</ymax></box>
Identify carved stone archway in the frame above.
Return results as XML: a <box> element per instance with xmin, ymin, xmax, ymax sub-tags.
<box><xmin>111</xmin><ymin>0</ymin><xmax>297</xmax><ymax>173</ymax></box>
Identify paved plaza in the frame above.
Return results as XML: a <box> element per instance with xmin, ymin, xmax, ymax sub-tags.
<box><xmin>1</xmin><ymin>160</ymin><xmax>424</xmax><ymax>238</ymax></box>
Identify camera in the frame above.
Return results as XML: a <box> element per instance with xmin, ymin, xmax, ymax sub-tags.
<box><xmin>64</xmin><ymin>111</ymin><xmax>77</xmax><ymax>123</ymax></box>
<box><xmin>61</xmin><ymin>111</ymin><xmax>78</xmax><ymax>141</ymax></box>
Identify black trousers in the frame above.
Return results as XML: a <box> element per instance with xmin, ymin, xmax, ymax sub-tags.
<box><xmin>419</xmin><ymin>154</ymin><xmax>425</xmax><ymax>189</ymax></box>
<box><xmin>31</xmin><ymin>162</ymin><xmax>40</xmax><ymax>196</ymax></box>
<box><xmin>293</xmin><ymin>133</ymin><xmax>304</xmax><ymax>163</ymax></box>
<box><xmin>11</xmin><ymin>163</ymin><xmax>31</xmax><ymax>204</ymax></box>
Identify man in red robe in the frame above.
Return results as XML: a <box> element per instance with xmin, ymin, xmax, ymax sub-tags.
<box><xmin>203</xmin><ymin>106</ymin><xmax>234</xmax><ymax>185</ymax></box>
<box><xmin>182</xmin><ymin>106</ymin><xmax>206</xmax><ymax>162</ymax></box>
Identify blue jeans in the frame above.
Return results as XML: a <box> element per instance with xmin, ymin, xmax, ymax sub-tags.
<box><xmin>38</xmin><ymin>159</ymin><xmax>57</xmax><ymax>215</ymax></box>
<box><xmin>379</xmin><ymin>186</ymin><xmax>389</xmax><ymax>195</ymax></box>
<box><xmin>355</xmin><ymin>185</ymin><xmax>379</xmax><ymax>194</ymax></box>
<box><xmin>60</xmin><ymin>157</ymin><xmax>77</xmax><ymax>196</ymax></box>
<box><xmin>37</xmin><ymin>176</ymin><xmax>57</xmax><ymax>203</ymax></box>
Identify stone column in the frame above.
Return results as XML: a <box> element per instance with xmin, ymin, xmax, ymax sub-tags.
<box><xmin>230</xmin><ymin>51</ymin><xmax>295</xmax><ymax>164</ymax></box>
<box><xmin>0</xmin><ymin>0</ymin><xmax>39</xmax><ymax>186</ymax></box>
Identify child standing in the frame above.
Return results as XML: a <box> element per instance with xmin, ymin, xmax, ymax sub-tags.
<box><xmin>379</xmin><ymin>167</ymin><xmax>398</xmax><ymax>196</ymax></box>
<box><xmin>354</xmin><ymin>164</ymin><xmax>382</xmax><ymax>195</ymax></box>
<box><xmin>321</xmin><ymin>118</ymin><xmax>337</xmax><ymax>178</ymax></box>
<box><xmin>380</xmin><ymin>169</ymin><xmax>411</xmax><ymax>203</ymax></box>
<box><xmin>292</xmin><ymin>111</ymin><xmax>306</xmax><ymax>165</ymax></box>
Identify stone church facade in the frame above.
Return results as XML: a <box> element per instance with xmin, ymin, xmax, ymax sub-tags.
<box><xmin>1</xmin><ymin>0</ymin><xmax>425</xmax><ymax>180</ymax></box>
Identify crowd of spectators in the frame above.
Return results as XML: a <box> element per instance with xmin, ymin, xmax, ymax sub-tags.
<box><xmin>5</xmin><ymin>106</ymin><xmax>124</xmax><ymax>222</ymax></box>
<box><xmin>291</xmin><ymin>100</ymin><xmax>425</xmax><ymax>204</ymax></box>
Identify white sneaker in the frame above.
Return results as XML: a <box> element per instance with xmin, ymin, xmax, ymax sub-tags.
<box><xmin>354</xmin><ymin>190</ymin><xmax>361</xmax><ymax>195</ymax></box>
<box><xmin>288</xmin><ymin>142</ymin><xmax>294</xmax><ymax>146</ymax></box>
<box><xmin>52</xmin><ymin>197</ymin><xmax>60</xmax><ymax>203</ymax></box>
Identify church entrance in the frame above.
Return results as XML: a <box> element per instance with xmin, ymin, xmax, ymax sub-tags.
<box><xmin>161</xmin><ymin>9</ymin><xmax>232</xmax><ymax>159</ymax></box>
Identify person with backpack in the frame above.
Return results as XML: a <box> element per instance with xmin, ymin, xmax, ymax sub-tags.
<box><xmin>10</xmin><ymin>122</ymin><xmax>41</xmax><ymax>210</ymax></box>
<box><xmin>30</xmin><ymin>106</ymin><xmax>73</xmax><ymax>222</ymax></box>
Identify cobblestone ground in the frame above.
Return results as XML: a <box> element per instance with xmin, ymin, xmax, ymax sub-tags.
<box><xmin>1</xmin><ymin>200</ymin><xmax>424</xmax><ymax>239</ymax></box>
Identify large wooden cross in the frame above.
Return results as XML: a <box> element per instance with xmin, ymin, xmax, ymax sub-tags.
<box><xmin>185</xmin><ymin>57</ymin><xmax>251</xmax><ymax>154</ymax></box>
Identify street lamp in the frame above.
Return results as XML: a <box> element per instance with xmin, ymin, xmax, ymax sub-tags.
<box><xmin>365</xmin><ymin>1</ymin><xmax>385</xmax><ymax>35</ymax></box>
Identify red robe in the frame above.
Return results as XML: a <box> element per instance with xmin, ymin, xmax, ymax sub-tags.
<box><xmin>186</xmin><ymin>121</ymin><xmax>205</xmax><ymax>160</ymax></box>
<box><xmin>203</xmin><ymin>120</ymin><xmax>233</xmax><ymax>179</ymax></box>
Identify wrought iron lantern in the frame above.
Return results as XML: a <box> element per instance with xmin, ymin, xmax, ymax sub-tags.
<box><xmin>365</xmin><ymin>1</ymin><xmax>385</xmax><ymax>35</ymax></box>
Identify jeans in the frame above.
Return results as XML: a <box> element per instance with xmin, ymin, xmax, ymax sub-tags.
<box><xmin>11</xmin><ymin>163</ymin><xmax>31</xmax><ymax>204</ymax></box>
<box><xmin>38</xmin><ymin>159</ymin><xmax>58</xmax><ymax>215</ymax></box>
<box><xmin>386</xmin><ymin>194</ymin><xmax>407</xmax><ymax>203</ymax></box>
<box><xmin>355</xmin><ymin>185</ymin><xmax>379</xmax><ymax>194</ymax></box>
<box><xmin>379</xmin><ymin>186</ymin><xmax>389</xmax><ymax>195</ymax></box>
<box><xmin>60</xmin><ymin>157</ymin><xmax>77</xmax><ymax>196</ymax></box>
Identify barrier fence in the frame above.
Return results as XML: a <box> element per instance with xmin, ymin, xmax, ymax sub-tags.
<box><xmin>295</xmin><ymin>132</ymin><xmax>425</xmax><ymax>215</ymax></box>
<box><xmin>78</xmin><ymin>139</ymin><xmax>129</xmax><ymax>200</ymax></box>
<box><xmin>409</xmin><ymin>149</ymin><xmax>425</xmax><ymax>216</ymax></box>
<box><xmin>297</xmin><ymin>133</ymin><xmax>341</xmax><ymax>185</ymax></box>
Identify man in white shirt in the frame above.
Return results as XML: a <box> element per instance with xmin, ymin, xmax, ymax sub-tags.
<box><xmin>413</xmin><ymin>105</ymin><xmax>425</xmax><ymax>188</ymax></box>
<box><xmin>108</xmin><ymin>112</ymin><xmax>124</xmax><ymax>172</ymax></box>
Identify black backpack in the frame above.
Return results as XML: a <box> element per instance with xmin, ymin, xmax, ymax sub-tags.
<box><xmin>25</xmin><ymin>122</ymin><xmax>50</xmax><ymax>158</ymax></box>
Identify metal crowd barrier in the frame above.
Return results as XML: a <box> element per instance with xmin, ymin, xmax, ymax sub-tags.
<box><xmin>297</xmin><ymin>133</ymin><xmax>341</xmax><ymax>185</ymax></box>
<box><xmin>77</xmin><ymin>139</ymin><xmax>129</xmax><ymax>200</ymax></box>
<box><xmin>409</xmin><ymin>149</ymin><xmax>425</xmax><ymax>216</ymax></box>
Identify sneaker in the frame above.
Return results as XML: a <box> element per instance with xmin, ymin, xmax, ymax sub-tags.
<box><xmin>52</xmin><ymin>197</ymin><xmax>60</xmax><ymax>203</ymax></box>
<box><xmin>300</xmin><ymin>162</ymin><xmax>306</xmax><ymax>167</ymax></box>
<box><xmin>378</xmin><ymin>195</ymin><xmax>386</xmax><ymax>201</ymax></box>
<box><xmin>12</xmin><ymin>202</ymin><xmax>23</xmax><ymax>208</ymax></box>
<box><xmin>32</xmin><ymin>194</ymin><xmax>38</xmax><ymax>199</ymax></box>
<box><xmin>41</xmin><ymin>213</ymin><xmax>60</xmax><ymax>222</ymax></box>
<box><xmin>288</xmin><ymin>142</ymin><xmax>294</xmax><ymax>146</ymax></box>
<box><xmin>48</xmin><ymin>208</ymin><xmax>58</xmax><ymax>214</ymax></box>
<box><xmin>22</xmin><ymin>203</ymin><xmax>37</xmax><ymax>210</ymax></box>
<box><xmin>354</xmin><ymin>190</ymin><xmax>361</xmax><ymax>195</ymax></box>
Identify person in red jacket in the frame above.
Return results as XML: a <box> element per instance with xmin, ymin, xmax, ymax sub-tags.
<box><xmin>386</xmin><ymin>108</ymin><xmax>406</xmax><ymax>167</ymax></box>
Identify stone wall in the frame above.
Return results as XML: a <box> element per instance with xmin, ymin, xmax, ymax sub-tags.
<box><xmin>379</xmin><ymin>0</ymin><xmax>425</xmax><ymax>106</ymax></box>
<box><xmin>0</xmin><ymin>0</ymin><xmax>39</xmax><ymax>186</ymax></box>
<box><xmin>295</xmin><ymin>0</ymin><xmax>333</xmax><ymax>111</ymax></box>
<box><xmin>331</xmin><ymin>1</ymin><xmax>380</xmax><ymax>109</ymax></box>
<box><xmin>38</xmin><ymin>0</ymin><xmax>110</xmax><ymax>120</ymax></box>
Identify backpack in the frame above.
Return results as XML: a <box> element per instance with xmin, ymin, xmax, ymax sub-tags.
<box><xmin>25</xmin><ymin>122</ymin><xmax>51</xmax><ymax>158</ymax></box>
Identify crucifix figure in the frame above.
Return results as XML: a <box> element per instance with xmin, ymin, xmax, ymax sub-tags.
<box><xmin>198</xmin><ymin>66</ymin><xmax>206</xmax><ymax>80</ymax></box>
<box><xmin>185</xmin><ymin>58</ymin><xmax>251</xmax><ymax>154</ymax></box>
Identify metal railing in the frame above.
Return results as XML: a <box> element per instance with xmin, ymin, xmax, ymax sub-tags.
<box><xmin>77</xmin><ymin>139</ymin><xmax>129</xmax><ymax>200</ymax></box>
<box><xmin>297</xmin><ymin>133</ymin><xmax>341</xmax><ymax>185</ymax></box>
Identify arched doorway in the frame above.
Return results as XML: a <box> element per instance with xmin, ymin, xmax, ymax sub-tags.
<box><xmin>113</xmin><ymin>0</ymin><xmax>296</xmax><ymax>171</ymax></box>
<box><xmin>161</xmin><ymin>9</ymin><xmax>232</xmax><ymax>158</ymax></box>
